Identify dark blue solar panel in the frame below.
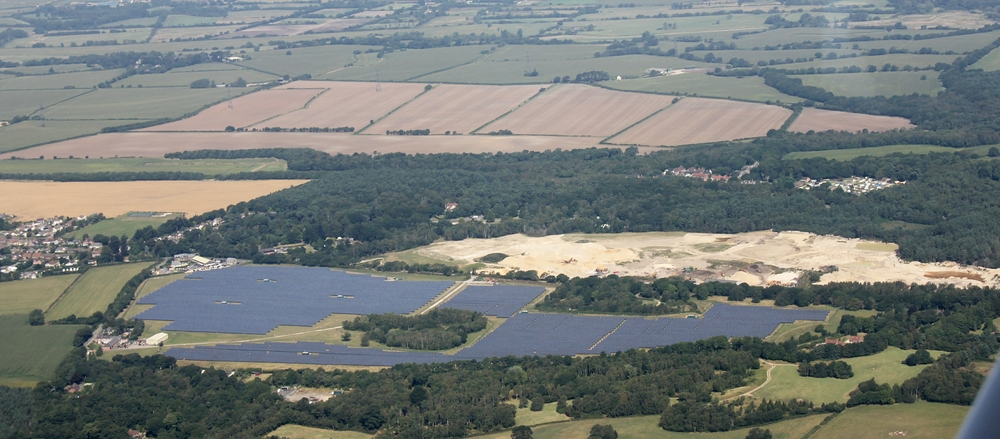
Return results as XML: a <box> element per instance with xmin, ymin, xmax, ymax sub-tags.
<box><xmin>441</xmin><ymin>285</ymin><xmax>546</xmax><ymax>317</ymax></box>
<box><xmin>136</xmin><ymin>266</ymin><xmax>454</xmax><ymax>334</ymax></box>
<box><xmin>162</xmin><ymin>302</ymin><xmax>830</xmax><ymax>366</ymax></box>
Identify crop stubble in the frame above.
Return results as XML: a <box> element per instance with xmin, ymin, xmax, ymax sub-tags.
<box><xmin>611</xmin><ymin>97</ymin><xmax>792</xmax><ymax>146</ymax></box>
<box><xmin>789</xmin><ymin>108</ymin><xmax>915</xmax><ymax>133</ymax></box>
<box><xmin>480</xmin><ymin>84</ymin><xmax>675</xmax><ymax>137</ymax></box>
<box><xmin>143</xmin><ymin>88</ymin><xmax>324</xmax><ymax>131</ymax></box>
<box><xmin>367</xmin><ymin>84</ymin><xmax>542</xmax><ymax>134</ymax></box>
<box><xmin>261</xmin><ymin>81</ymin><xmax>427</xmax><ymax>129</ymax></box>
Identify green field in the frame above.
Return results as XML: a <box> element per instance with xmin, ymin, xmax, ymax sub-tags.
<box><xmin>325</xmin><ymin>45</ymin><xmax>487</xmax><ymax>81</ymax></box>
<box><xmin>972</xmin><ymin>45</ymin><xmax>1000</xmax><ymax>71</ymax></box>
<box><xmin>754</xmin><ymin>347</ymin><xmax>941</xmax><ymax>404</ymax></box>
<box><xmin>0</xmin><ymin>119</ymin><xmax>134</xmax><ymax>153</ymax></box>
<box><xmin>0</xmin><ymin>157</ymin><xmax>287</xmax><ymax>174</ymax></box>
<box><xmin>0</xmin><ymin>69</ymin><xmax>127</xmax><ymax>91</ymax></box>
<box><xmin>474</xmin><ymin>413</ymin><xmax>827</xmax><ymax>439</ymax></box>
<box><xmin>47</xmin><ymin>263</ymin><xmax>152</xmax><ymax>320</ymax></box>
<box><xmin>855</xmin><ymin>29</ymin><xmax>1000</xmax><ymax>54</ymax></box>
<box><xmin>782</xmin><ymin>144</ymin><xmax>1000</xmax><ymax>160</ymax></box>
<box><xmin>810</xmin><ymin>402</ymin><xmax>968</xmax><ymax>439</ymax></box>
<box><xmin>0</xmin><ymin>313</ymin><xmax>85</xmax><ymax>386</ymax></box>
<box><xmin>0</xmin><ymin>275</ymin><xmax>79</xmax><ymax>315</ymax></box>
<box><xmin>116</xmin><ymin>69</ymin><xmax>280</xmax><ymax>88</ymax></box>
<box><xmin>39</xmin><ymin>87</ymin><xmax>244</xmax><ymax>120</ymax></box>
<box><xmin>793</xmin><ymin>71</ymin><xmax>943</xmax><ymax>97</ymax></box>
<box><xmin>604</xmin><ymin>73</ymin><xmax>801</xmax><ymax>103</ymax></box>
<box><xmin>240</xmin><ymin>45</ymin><xmax>377</xmax><ymax>78</ymax></box>
<box><xmin>66</xmin><ymin>213</ymin><xmax>184</xmax><ymax>241</ymax></box>
<box><xmin>0</xmin><ymin>88</ymin><xmax>91</xmax><ymax>120</ymax></box>
<box><xmin>267</xmin><ymin>425</ymin><xmax>373</xmax><ymax>439</ymax></box>
<box><xmin>513</xmin><ymin>401</ymin><xmax>571</xmax><ymax>426</ymax></box>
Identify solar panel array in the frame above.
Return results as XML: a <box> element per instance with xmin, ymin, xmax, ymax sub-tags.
<box><xmin>163</xmin><ymin>303</ymin><xmax>829</xmax><ymax>366</ymax></box>
<box><xmin>135</xmin><ymin>266</ymin><xmax>454</xmax><ymax>334</ymax></box>
<box><xmin>441</xmin><ymin>285</ymin><xmax>547</xmax><ymax>317</ymax></box>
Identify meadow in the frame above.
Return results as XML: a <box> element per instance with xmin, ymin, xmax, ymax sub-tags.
<box><xmin>0</xmin><ymin>89</ymin><xmax>91</xmax><ymax>120</ymax></box>
<box><xmin>809</xmin><ymin>402</ymin><xmax>968</xmax><ymax>439</ymax></box>
<box><xmin>793</xmin><ymin>71</ymin><xmax>943</xmax><ymax>97</ymax></box>
<box><xmin>473</xmin><ymin>413</ymin><xmax>827</xmax><ymax>439</ymax></box>
<box><xmin>116</xmin><ymin>69</ymin><xmax>280</xmax><ymax>88</ymax></box>
<box><xmin>47</xmin><ymin>263</ymin><xmax>153</xmax><ymax>320</ymax></box>
<box><xmin>0</xmin><ymin>275</ymin><xmax>79</xmax><ymax>315</ymax></box>
<box><xmin>753</xmin><ymin>347</ymin><xmax>940</xmax><ymax>403</ymax></box>
<box><xmin>239</xmin><ymin>45</ymin><xmax>376</xmax><ymax>78</ymax></box>
<box><xmin>324</xmin><ymin>45</ymin><xmax>487</xmax><ymax>81</ymax></box>
<box><xmin>66</xmin><ymin>213</ymin><xmax>184</xmax><ymax>241</ymax></box>
<box><xmin>784</xmin><ymin>144</ymin><xmax>963</xmax><ymax>160</ymax></box>
<box><xmin>0</xmin><ymin>314</ymin><xmax>84</xmax><ymax>387</ymax></box>
<box><xmin>266</xmin><ymin>425</ymin><xmax>372</xmax><ymax>439</ymax></box>
<box><xmin>971</xmin><ymin>45</ymin><xmax>1000</xmax><ymax>71</ymax></box>
<box><xmin>603</xmin><ymin>73</ymin><xmax>801</xmax><ymax>103</ymax></box>
<box><xmin>0</xmin><ymin>69</ymin><xmax>126</xmax><ymax>91</ymax></box>
<box><xmin>0</xmin><ymin>120</ymin><xmax>147</xmax><ymax>154</ymax></box>
<box><xmin>38</xmin><ymin>87</ymin><xmax>244</xmax><ymax>120</ymax></box>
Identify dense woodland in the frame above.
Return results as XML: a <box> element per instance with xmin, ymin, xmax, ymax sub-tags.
<box><xmin>342</xmin><ymin>309</ymin><xmax>487</xmax><ymax>350</ymax></box>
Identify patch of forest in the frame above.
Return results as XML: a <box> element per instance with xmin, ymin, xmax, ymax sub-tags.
<box><xmin>342</xmin><ymin>309</ymin><xmax>487</xmax><ymax>350</ymax></box>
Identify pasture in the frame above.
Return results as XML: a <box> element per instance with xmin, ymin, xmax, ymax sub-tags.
<box><xmin>0</xmin><ymin>89</ymin><xmax>91</xmax><ymax>120</ymax></box>
<box><xmin>473</xmin><ymin>413</ymin><xmax>827</xmax><ymax>439</ymax></box>
<box><xmin>480</xmin><ymin>84</ymin><xmax>675</xmax><ymax>137</ymax></box>
<box><xmin>793</xmin><ymin>71</ymin><xmax>943</xmax><ymax>97</ymax></box>
<box><xmin>324</xmin><ymin>45</ymin><xmax>486</xmax><ymax>81</ymax></box>
<box><xmin>0</xmin><ymin>157</ymin><xmax>286</xmax><ymax>174</ymax></box>
<box><xmin>238</xmin><ymin>45</ymin><xmax>374</xmax><ymax>77</ymax></box>
<box><xmin>753</xmin><ymin>347</ymin><xmax>940</xmax><ymax>403</ymax></box>
<box><xmin>0</xmin><ymin>69</ymin><xmax>126</xmax><ymax>91</ymax></box>
<box><xmin>609</xmin><ymin>97</ymin><xmax>791</xmax><ymax>146</ymax></box>
<box><xmin>39</xmin><ymin>87</ymin><xmax>243</xmax><ymax>121</ymax></box>
<box><xmin>144</xmin><ymin>88</ymin><xmax>324</xmax><ymax>131</ymax></box>
<box><xmin>789</xmin><ymin>108</ymin><xmax>915</xmax><ymax>133</ymax></box>
<box><xmin>784</xmin><ymin>144</ymin><xmax>962</xmax><ymax>160</ymax></box>
<box><xmin>971</xmin><ymin>45</ymin><xmax>1000</xmax><ymax>71</ymax></box>
<box><xmin>368</xmin><ymin>84</ymin><xmax>541</xmax><ymax>134</ymax></box>
<box><xmin>0</xmin><ymin>275</ymin><xmax>78</xmax><ymax>315</ymax></box>
<box><xmin>604</xmin><ymin>73</ymin><xmax>801</xmax><ymax>103</ymax></box>
<box><xmin>47</xmin><ymin>263</ymin><xmax>153</xmax><ymax>320</ymax></box>
<box><xmin>0</xmin><ymin>119</ymin><xmax>128</xmax><ymax>154</ymax></box>
<box><xmin>66</xmin><ymin>213</ymin><xmax>184</xmax><ymax>241</ymax></box>
<box><xmin>0</xmin><ymin>179</ymin><xmax>309</xmax><ymax>219</ymax></box>
<box><xmin>266</xmin><ymin>425</ymin><xmax>372</xmax><ymax>439</ymax></box>
<box><xmin>0</xmin><ymin>314</ymin><xmax>84</xmax><ymax>386</ymax></box>
<box><xmin>116</xmin><ymin>69</ymin><xmax>280</xmax><ymax>88</ymax></box>
<box><xmin>265</xmin><ymin>81</ymin><xmax>426</xmax><ymax>130</ymax></box>
<box><xmin>809</xmin><ymin>402</ymin><xmax>968</xmax><ymax>439</ymax></box>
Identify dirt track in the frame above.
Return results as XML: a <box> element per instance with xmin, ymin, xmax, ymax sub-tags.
<box><xmin>392</xmin><ymin>231</ymin><xmax>1000</xmax><ymax>287</ymax></box>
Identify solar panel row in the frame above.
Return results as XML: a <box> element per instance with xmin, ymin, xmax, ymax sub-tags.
<box><xmin>135</xmin><ymin>266</ymin><xmax>455</xmax><ymax>334</ymax></box>
<box><xmin>164</xmin><ymin>303</ymin><xmax>829</xmax><ymax>366</ymax></box>
<box><xmin>441</xmin><ymin>285</ymin><xmax>547</xmax><ymax>317</ymax></box>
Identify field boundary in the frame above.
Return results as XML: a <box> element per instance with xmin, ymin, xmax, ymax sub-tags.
<box><xmin>354</xmin><ymin>83</ymin><xmax>436</xmax><ymax>134</ymax></box>
<box><xmin>246</xmin><ymin>88</ymin><xmax>329</xmax><ymax>129</ymax></box>
<box><xmin>780</xmin><ymin>106</ymin><xmax>803</xmax><ymax>132</ymax></box>
<box><xmin>42</xmin><ymin>273</ymin><xmax>84</xmax><ymax>315</ymax></box>
<box><xmin>600</xmin><ymin>97</ymin><xmax>679</xmax><ymax>145</ymax></box>
<box><xmin>469</xmin><ymin>84</ymin><xmax>556</xmax><ymax>134</ymax></box>
<box><xmin>29</xmin><ymin>89</ymin><xmax>94</xmax><ymax>117</ymax></box>
<box><xmin>405</xmin><ymin>49</ymin><xmax>495</xmax><ymax>82</ymax></box>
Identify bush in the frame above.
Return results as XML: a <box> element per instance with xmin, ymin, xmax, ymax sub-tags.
<box><xmin>190</xmin><ymin>78</ymin><xmax>213</xmax><ymax>88</ymax></box>
<box><xmin>530</xmin><ymin>397</ymin><xmax>544</xmax><ymax>411</ymax></box>
<box><xmin>28</xmin><ymin>309</ymin><xmax>44</xmax><ymax>326</ymax></box>
<box><xmin>904</xmin><ymin>349</ymin><xmax>933</xmax><ymax>366</ymax></box>
<box><xmin>511</xmin><ymin>425</ymin><xmax>533</xmax><ymax>439</ymax></box>
<box><xmin>589</xmin><ymin>424</ymin><xmax>618</xmax><ymax>439</ymax></box>
<box><xmin>746</xmin><ymin>428</ymin><xmax>772</xmax><ymax>439</ymax></box>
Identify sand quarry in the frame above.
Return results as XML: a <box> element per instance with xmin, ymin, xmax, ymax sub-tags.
<box><xmin>395</xmin><ymin>231</ymin><xmax>1000</xmax><ymax>287</ymax></box>
<box><xmin>0</xmin><ymin>180</ymin><xmax>308</xmax><ymax>219</ymax></box>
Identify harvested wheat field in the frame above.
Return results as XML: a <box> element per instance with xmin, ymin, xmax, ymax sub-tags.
<box><xmin>387</xmin><ymin>231</ymin><xmax>1000</xmax><ymax>287</ymax></box>
<box><xmin>367</xmin><ymin>84</ymin><xmax>542</xmax><ymax>135</ymax></box>
<box><xmin>0</xmin><ymin>180</ymin><xmax>307</xmax><ymax>219</ymax></box>
<box><xmin>259</xmin><ymin>81</ymin><xmax>426</xmax><ymax>130</ymax></box>
<box><xmin>479</xmin><ymin>84</ymin><xmax>674</xmax><ymax>137</ymax></box>
<box><xmin>610</xmin><ymin>97</ymin><xmax>792</xmax><ymax>146</ymax></box>
<box><xmin>789</xmin><ymin>108</ymin><xmax>914</xmax><ymax>133</ymax></box>
<box><xmin>0</xmin><ymin>132</ymin><xmax>614</xmax><ymax>160</ymax></box>
<box><xmin>143</xmin><ymin>88</ymin><xmax>324</xmax><ymax>131</ymax></box>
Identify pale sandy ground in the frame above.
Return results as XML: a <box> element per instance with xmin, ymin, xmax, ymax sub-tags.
<box><xmin>0</xmin><ymin>180</ymin><xmax>308</xmax><ymax>219</ymax></box>
<box><xmin>394</xmin><ymin>231</ymin><xmax>1000</xmax><ymax>287</ymax></box>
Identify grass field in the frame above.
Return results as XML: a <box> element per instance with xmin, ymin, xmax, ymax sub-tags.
<box><xmin>40</xmin><ymin>87</ymin><xmax>243</xmax><ymax>120</ymax></box>
<box><xmin>266</xmin><ymin>425</ymin><xmax>372</xmax><ymax>439</ymax></box>
<box><xmin>768</xmin><ymin>308</ymin><xmax>876</xmax><ymax>343</ymax></box>
<box><xmin>0</xmin><ymin>275</ymin><xmax>79</xmax><ymax>315</ymax></box>
<box><xmin>0</xmin><ymin>69</ymin><xmax>127</xmax><ymax>91</ymax></box>
<box><xmin>971</xmin><ymin>45</ymin><xmax>1000</xmax><ymax>71</ymax></box>
<box><xmin>0</xmin><ymin>119</ymin><xmax>131</xmax><ymax>154</ymax></box>
<box><xmin>116</xmin><ymin>69</ymin><xmax>280</xmax><ymax>88</ymax></box>
<box><xmin>47</xmin><ymin>263</ymin><xmax>153</xmax><ymax>320</ymax></box>
<box><xmin>782</xmin><ymin>144</ymin><xmax>991</xmax><ymax>160</ymax></box>
<box><xmin>512</xmin><ymin>402</ymin><xmax>571</xmax><ymax>426</ymax></box>
<box><xmin>66</xmin><ymin>213</ymin><xmax>183</xmax><ymax>241</ymax></box>
<box><xmin>474</xmin><ymin>413</ymin><xmax>827</xmax><ymax>439</ymax></box>
<box><xmin>240</xmin><ymin>45</ymin><xmax>376</xmax><ymax>77</ymax></box>
<box><xmin>604</xmin><ymin>73</ymin><xmax>801</xmax><ymax>103</ymax></box>
<box><xmin>325</xmin><ymin>45</ymin><xmax>486</xmax><ymax>81</ymax></box>
<box><xmin>0</xmin><ymin>313</ymin><xmax>85</xmax><ymax>386</ymax></box>
<box><xmin>810</xmin><ymin>402</ymin><xmax>968</xmax><ymax>439</ymax></box>
<box><xmin>754</xmin><ymin>347</ymin><xmax>941</xmax><ymax>403</ymax></box>
<box><xmin>0</xmin><ymin>157</ymin><xmax>287</xmax><ymax>174</ymax></box>
<box><xmin>793</xmin><ymin>71</ymin><xmax>943</xmax><ymax>97</ymax></box>
<box><xmin>0</xmin><ymin>89</ymin><xmax>91</xmax><ymax>120</ymax></box>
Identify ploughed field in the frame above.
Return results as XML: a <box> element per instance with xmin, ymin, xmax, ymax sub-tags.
<box><xmin>140</xmin><ymin>265</ymin><xmax>829</xmax><ymax>366</ymax></box>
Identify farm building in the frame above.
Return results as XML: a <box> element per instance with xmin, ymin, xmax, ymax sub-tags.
<box><xmin>146</xmin><ymin>332</ymin><xmax>169</xmax><ymax>345</ymax></box>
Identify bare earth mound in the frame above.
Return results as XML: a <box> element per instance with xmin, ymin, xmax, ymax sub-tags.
<box><xmin>789</xmin><ymin>108</ymin><xmax>914</xmax><ymax>133</ymax></box>
<box><xmin>480</xmin><ymin>84</ymin><xmax>675</xmax><ymax>137</ymax></box>
<box><xmin>368</xmin><ymin>84</ymin><xmax>542</xmax><ymax>135</ymax></box>
<box><xmin>0</xmin><ymin>180</ymin><xmax>308</xmax><ymax>219</ymax></box>
<box><xmin>610</xmin><ymin>97</ymin><xmax>792</xmax><ymax>146</ymax></box>
<box><xmin>143</xmin><ymin>89</ymin><xmax>324</xmax><ymax>131</ymax></box>
<box><xmin>391</xmin><ymin>231</ymin><xmax>1000</xmax><ymax>287</ymax></box>
<box><xmin>0</xmin><ymin>132</ymin><xmax>610</xmax><ymax>159</ymax></box>
<box><xmin>260</xmin><ymin>81</ymin><xmax>426</xmax><ymax>130</ymax></box>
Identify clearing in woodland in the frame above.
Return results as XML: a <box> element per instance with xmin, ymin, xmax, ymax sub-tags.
<box><xmin>480</xmin><ymin>84</ymin><xmax>674</xmax><ymax>137</ymax></box>
<box><xmin>368</xmin><ymin>84</ymin><xmax>542</xmax><ymax>135</ymax></box>
<box><xmin>609</xmin><ymin>97</ymin><xmax>792</xmax><ymax>147</ymax></box>
<box><xmin>0</xmin><ymin>180</ymin><xmax>308</xmax><ymax>219</ymax></box>
<box><xmin>789</xmin><ymin>108</ymin><xmax>915</xmax><ymax>133</ymax></box>
<box><xmin>261</xmin><ymin>81</ymin><xmax>426</xmax><ymax>130</ymax></box>
<box><xmin>144</xmin><ymin>88</ymin><xmax>324</xmax><ymax>131</ymax></box>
